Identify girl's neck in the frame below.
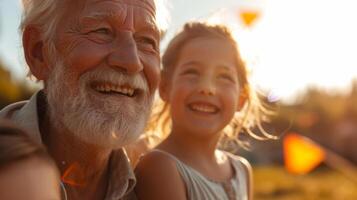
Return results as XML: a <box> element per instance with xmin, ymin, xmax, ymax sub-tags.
<box><xmin>158</xmin><ymin>128</ymin><xmax>233</xmax><ymax>183</ymax></box>
<box><xmin>159</xmin><ymin>127</ymin><xmax>222</xmax><ymax>163</ymax></box>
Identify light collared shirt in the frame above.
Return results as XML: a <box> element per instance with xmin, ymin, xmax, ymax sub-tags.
<box><xmin>0</xmin><ymin>91</ymin><xmax>137</xmax><ymax>200</ymax></box>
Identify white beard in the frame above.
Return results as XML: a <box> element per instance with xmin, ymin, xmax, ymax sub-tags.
<box><xmin>46</xmin><ymin>61</ymin><xmax>153</xmax><ymax>149</ymax></box>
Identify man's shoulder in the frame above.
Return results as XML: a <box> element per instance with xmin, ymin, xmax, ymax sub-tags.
<box><xmin>0</xmin><ymin>100</ymin><xmax>29</xmax><ymax>119</ymax></box>
<box><xmin>0</xmin><ymin>91</ymin><xmax>40</xmax><ymax>121</ymax></box>
<box><xmin>0</xmin><ymin>92</ymin><xmax>43</xmax><ymax>142</ymax></box>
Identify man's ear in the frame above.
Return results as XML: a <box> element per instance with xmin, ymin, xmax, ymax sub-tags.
<box><xmin>23</xmin><ymin>26</ymin><xmax>50</xmax><ymax>80</ymax></box>
<box><xmin>159</xmin><ymin>76</ymin><xmax>170</xmax><ymax>102</ymax></box>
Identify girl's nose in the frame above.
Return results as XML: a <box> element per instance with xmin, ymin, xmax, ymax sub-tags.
<box><xmin>197</xmin><ymin>77</ymin><xmax>216</xmax><ymax>96</ymax></box>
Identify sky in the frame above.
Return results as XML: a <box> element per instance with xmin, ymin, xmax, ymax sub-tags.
<box><xmin>1</xmin><ymin>0</ymin><xmax>357</xmax><ymax>103</ymax></box>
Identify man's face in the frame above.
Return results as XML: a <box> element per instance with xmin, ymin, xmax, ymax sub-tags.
<box><xmin>45</xmin><ymin>0</ymin><xmax>160</xmax><ymax>148</ymax></box>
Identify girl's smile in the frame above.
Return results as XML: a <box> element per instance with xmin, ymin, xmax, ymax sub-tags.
<box><xmin>187</xmin><ymin>101</ymin><xmax>220</xmax><ymax>115</ymax></box>
<box><xmin>162</xmin><ymin>37</ymin><xmax>241</xmax><ymax>137</ymax></box>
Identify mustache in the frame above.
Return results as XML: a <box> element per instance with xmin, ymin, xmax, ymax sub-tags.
<box><xmin>79</xmin><ymin>67</ymin><xmax>149</xmax><ymax>92</ymax></box>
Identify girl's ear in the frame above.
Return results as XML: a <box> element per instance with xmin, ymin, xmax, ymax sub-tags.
<box><xmin>159</xmin><ymin>75</ymin><xmax>170</xmax><ymax>102</ymax></box>
<box><xmin>237</xmin><ymin>86</ymin><xmax>248</xmax><ymax>111</ymax></box>
<box><xmin>23</xmin><ymin>26</ymin><xmax>50</xmax><ymax>80</ymax></box>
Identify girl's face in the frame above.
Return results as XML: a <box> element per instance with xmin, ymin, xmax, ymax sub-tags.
<box><xmin>0</xmin><ymin>157</ymin><xmax>61</xmax><ymax>200</ymax></box>
<box><xmin>162</xmin><ymin>37</ymin><xmax>241</xmax><ymax>137</ymax></box>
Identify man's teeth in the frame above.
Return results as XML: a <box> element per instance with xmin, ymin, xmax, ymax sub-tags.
<box><xmin>190</xmin><ymin>104</ymin><xmax>217</xmax><ymax>113</ymax></box>
<box><xmin>94</xmin><ymin>84</ymin><xmax>134</xmax><ymax>96</ymax></box>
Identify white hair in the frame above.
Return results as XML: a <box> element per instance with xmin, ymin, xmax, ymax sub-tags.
<box><xmin>20</xmin><ymin>0</ymin><xmax>62</xmax><ymax>41</ymax></box>
<box><xmin>20</xmin><ymin>0</ymin><xmax>170</xmax><ymax>78</ymax></box>
<box><xmin>20</xmin><ymin>0</ymin><xmax>63</xmax><ymax>71</ymax></box>
<box><xmin>154</xmin><ymin>0</ymin><xmax>171</xmax><ymax>34</ymax></box>
<box><xmin>20</xmin><ymin>0</ymin><xmax>170</xmax><ymax>42</ymax></box>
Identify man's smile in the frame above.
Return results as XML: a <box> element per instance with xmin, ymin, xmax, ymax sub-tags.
<box><xmin>91</xmin><ymin>82</ymin><xmax>136</xmax><ymax>97</ymax></box>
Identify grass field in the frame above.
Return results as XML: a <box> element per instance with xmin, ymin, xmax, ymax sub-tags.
<box><xmin>253</xmin><ymin>166</ymin><xmax>357</xmax><ymax>200</ymax></box>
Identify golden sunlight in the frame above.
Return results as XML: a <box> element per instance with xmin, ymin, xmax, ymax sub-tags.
<box><xmin>207</xmin><ymin>0</ymin><xmax>357</xmax><ymax>102</ymax></box>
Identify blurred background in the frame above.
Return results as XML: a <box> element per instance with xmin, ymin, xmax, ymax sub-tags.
<box><xmin>1</xmin><ymin>0</ymin><xmax>357</xmax><ymax>199</ymax></box>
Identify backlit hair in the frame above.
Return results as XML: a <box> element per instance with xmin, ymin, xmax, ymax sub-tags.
<box><xmin>146</xmin><ymin>22</ymin><xmax>277</xmax><ymax>149</ymax></box>
<box><xmin>20</xmin><ymin>0</ymin><xmax>62</xmax><ymax>44</ymax></box>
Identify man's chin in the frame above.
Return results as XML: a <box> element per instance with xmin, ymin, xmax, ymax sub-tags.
<box><xmin>62</xmin><ymin>117</ymin><xmax>144</xmax><ymax>150</ymax></box>
<box><xmin>67</xmin><ymin>130</ymin><xmax>141</xmax><ymax>150</ymax></box>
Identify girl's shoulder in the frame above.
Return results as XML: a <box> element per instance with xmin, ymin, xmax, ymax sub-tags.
<box><xmin>134</xmin><ymin>150</ymin><xmax>187</xmax><ymax>200</ymax></box>
<box><xmin>221</xmin><ymin>150</ymin><xmax>254</xmax><ymax>200</ymax></box>
<box><xmin>136</xmin><ymin>149</ymin><xmax>179</xmax><ymax>170</ymax></box>
<box><xmin>135</xmin><ymin>149</ymin><xmax>183</xmax><ymax>183</ymax></box>
<box><xmin>223</xmin><ymin>151</ymin><xmax>252</xmax><ymax>171</ymax></box>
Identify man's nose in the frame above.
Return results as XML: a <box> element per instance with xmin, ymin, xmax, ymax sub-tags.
<box><xmin>107</xmin><ymin>33</ymin><xmax>143</xmax><ymax>74</ymax></box>
<box><xmin>197</xmin><ymin>76</ymin><xmax>216</xmax><ymax>96</ymax></box>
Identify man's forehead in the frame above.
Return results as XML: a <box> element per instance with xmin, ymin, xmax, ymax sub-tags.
<box><xmin>81</xmin><ymin>0</ymin><xmax>158</xmax><ymax>29</ymax></box>
<box><xmin>88</xmin><ymin>0</ymin><xmax>156</xmax><ymax>15</ymax></box>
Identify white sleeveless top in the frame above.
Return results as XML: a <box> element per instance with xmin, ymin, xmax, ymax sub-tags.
<box><xmin>156</xmin><ymin>150</ymin><xmax>250</xmax><ymax>200</ymax></box>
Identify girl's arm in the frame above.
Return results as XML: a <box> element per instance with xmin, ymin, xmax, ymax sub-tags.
<box><xmin>134</xmin><ymin>151</ymin><xmax>187</xmax><ymax>200</ymax></box>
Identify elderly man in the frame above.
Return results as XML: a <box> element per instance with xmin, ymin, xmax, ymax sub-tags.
<box><xmin>0</xmin><ymin>0</ymin><xmax>163</xmax><ymax>199</ymax></box>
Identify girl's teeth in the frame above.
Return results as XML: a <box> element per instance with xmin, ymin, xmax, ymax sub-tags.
<box><xmin>191</xmin><ymin>104</ymin><xmax>216</xmax><ymax>113</ymax></box>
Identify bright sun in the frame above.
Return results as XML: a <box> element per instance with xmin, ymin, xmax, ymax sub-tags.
<box><xmin>208</xmin><ymin>0</ymin><xmax>357</xmax><ymax>102</ymax></box>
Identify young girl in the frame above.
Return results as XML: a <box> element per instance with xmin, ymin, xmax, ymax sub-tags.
<box><xmin>0</xmin><ymin>120</ymin><xmax>62</xmax><ymax>200</ymax></box>
<box><xmin>134</xmin><ymin>22</ymin><xmax>275</xmax><ymax>200</ymax></box>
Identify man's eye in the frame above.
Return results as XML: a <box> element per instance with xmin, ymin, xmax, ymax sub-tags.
<box><xmin>137</xmin><ymin>37</ymin><xmax>157</xmax><ymax>50</ymax></box>
<box><xmin>90</xmin><ymin>28</ymin><xmax>111</xmax><ymax>35</ymax></box>
<box><xmin>85</xmin><ymin>27</ymin><xmax>113</xmax><ymax>43</ymax></box>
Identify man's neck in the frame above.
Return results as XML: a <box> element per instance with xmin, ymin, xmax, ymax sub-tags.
<box><xmin>39</xmin><ymin>103</ymin><xmax>112</xmax><ymax>200</ymax></box>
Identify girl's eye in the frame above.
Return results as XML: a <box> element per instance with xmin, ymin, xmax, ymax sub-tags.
<box><xmin>181</xmin><ymin>69</ymin><xmax>199</xmax><ymax>76</ymax></box>
<box><xmin>219</xmin><ymin>74</ymin><xmax>235</xmax><ymax>82</ymax></box>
